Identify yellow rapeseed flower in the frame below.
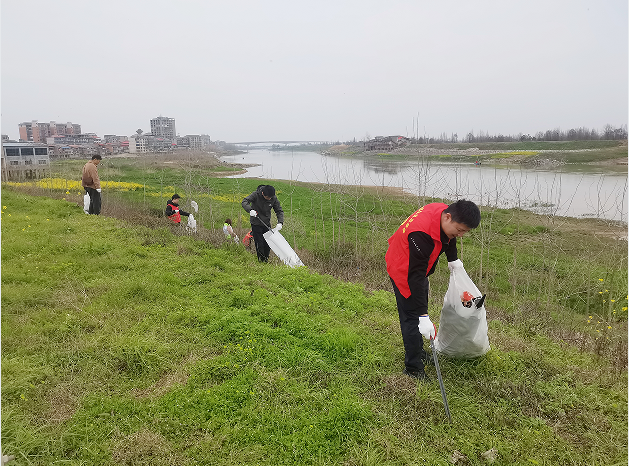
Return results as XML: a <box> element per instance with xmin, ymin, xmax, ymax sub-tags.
<box><xmin>598</xmin><ymin>278</ymin><xmax>604</xmax><ymax>282</ymax></box>
<box><xmin>607</xmin><ymin>326</ymin><xmax>612</xmax><ymax>329</ymax></box>
<box><xmin>611</xmin><ymin>299</ymin><xmax>616</xmax><ymax>302</ymax></box>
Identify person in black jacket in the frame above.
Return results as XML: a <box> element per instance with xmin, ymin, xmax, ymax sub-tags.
<box><xmin>241</xmin><ymin>185</ymin><xmax>284</xmax><ymax>262</ymax></box>
<box><xmin>165</xmin><ymin>194</ymin><xmax>191</xmax><ymax>224</ymax></box>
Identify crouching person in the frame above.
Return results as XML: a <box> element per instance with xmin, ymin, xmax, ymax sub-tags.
<box><xmin>166</xmin><ymin>194</ymin><xmax>190</xmax><ymax>223</ymax></box>
<box><xmin>223</xmin><ymin>218</ymin><xmax>239</xmax><ymax>243</ymax></box>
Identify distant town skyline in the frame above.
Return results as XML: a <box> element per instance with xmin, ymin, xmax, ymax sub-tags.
<box><xmin>2</xmin><ymin>1</ymin><xmax>626</xmax><ymax>143</ymax></box>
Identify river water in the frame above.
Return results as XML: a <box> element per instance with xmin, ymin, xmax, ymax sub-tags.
<box><xmin>220</xmin><ymin>149</ymin><xmax>628</xmax><ymax>222</ymax></box>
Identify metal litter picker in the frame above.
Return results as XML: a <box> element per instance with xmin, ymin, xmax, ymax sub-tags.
<box><xmin>430</xmin><ymin>336</ymin><xmax>452</xmax><ymax>423</ymax></box>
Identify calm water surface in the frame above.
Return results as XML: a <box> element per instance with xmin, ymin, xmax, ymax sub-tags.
<box><xmin>220</xmin><ymin>149</ymin><xmax>628</xmax><ymax>222</ymax></box>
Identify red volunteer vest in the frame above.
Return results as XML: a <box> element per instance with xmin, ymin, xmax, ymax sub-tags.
<box><xmin>385</xmin><ymin>203</ymin><xmax>448</xmax><ymax>298</ymax></box>
<box><xmin>243</xmin><ymin>230</ymin><xmax>253</xmax><ymax>247</ymax></box>
<box><xmin>168</xmin><ymin>204</ymin><xmax>181</xmax><ymax>223</ymax></box>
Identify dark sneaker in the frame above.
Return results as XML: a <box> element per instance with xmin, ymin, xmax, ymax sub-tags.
<box><xmin>403</xmin><ymin>368</ymin><xmax>430</xmax><ymax>382</ymax></box>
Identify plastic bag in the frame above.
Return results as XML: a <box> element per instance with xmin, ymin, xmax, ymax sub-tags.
<box><xmin>187</xmin><ymin>214</ymin><xmax>197</xmax><ymax>233</ymax></box>
<box><xmin>263</xmin><ymin>229</ymin><xmax>304</xmax><ymax>268</ymax></box>
<box><xmin>83</xmin><ymin>193</ymin><xmax>90</xmax><ymax>214</ymax></box>
<box><xmin>434</xmin><ymin>264</ymin><xmax>490</xmax><ymax>358</ymax></box>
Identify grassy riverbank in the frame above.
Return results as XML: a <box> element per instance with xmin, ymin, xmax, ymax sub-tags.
<box><xmin>339</xmin><ymin>140</ymin><xmax>628</xmax><ymax>169</ymax></box>
<box><xmin>2</xmin><ymin>161</ymin><xmax>627</xmax><ymax>464</ymax></box>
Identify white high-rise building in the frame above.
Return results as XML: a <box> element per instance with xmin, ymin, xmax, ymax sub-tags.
<box><xmin>150</xmin><ymin>116</ymin><xmax>176</xmax><ymax>139</ymax></box>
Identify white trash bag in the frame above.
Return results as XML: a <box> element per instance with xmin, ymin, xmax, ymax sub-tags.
<box><xmin>190</xmin><ymin>200</ymin><xmax>199</xmax><ymax>213</ymax></box>
<box><xmin>434</xmin><ymin>262</ymin><xmax>490</xmax><ymax>358</ymax></box>
<box><xmin>263</xmin><ymin>228</ymin><xmax>304</xmax><ymax>268</ymax></box>
<box><xmin>83</xmin><ymin>193</ymin><xmax>90</xmax><ymax>214</ymax></box>
<box><xmin>187</xmin><ymin>214</ymin><xmax>197</xmax><ymax>233</ymax></box>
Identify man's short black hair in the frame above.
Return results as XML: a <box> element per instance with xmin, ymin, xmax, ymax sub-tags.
<box><xmin>444</xmin><ymin>199</ymin><xmax>481</xmax><ymax>228</ymax></box>
<box><xmin>92</xmin><ymin>154</ymin><xmax>102</xmax><ymax>160</ymax></box>
<box><xmin>262</xmin><ymin>185</ymin><xmax>275</xmax><ymax>197</ymax></box>
<box><xmin>172</xmin><ymin>194</ymin><xmax>181</xmax><ymax>200</ymax></box>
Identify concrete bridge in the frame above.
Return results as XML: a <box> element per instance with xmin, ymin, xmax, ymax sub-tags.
<box><xmin>229</xmin><ymin>140</ymin><xmax>329</xmax><ymax>146</ymax></box>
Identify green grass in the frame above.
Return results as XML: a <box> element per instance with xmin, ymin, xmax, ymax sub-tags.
<box><xmin>418</xmin><ymin>140</ymin><xmax>623</xmax><ymax>151</ymax></box>
<box><xmin>369</xmin><ymin>140</ymin><xmax>627</xmax><ymax>169</ymax></box>
<box><xmin>2</xmin><ymin>162</ymin><xmax>628</xmax><ymax>465</ymax></box>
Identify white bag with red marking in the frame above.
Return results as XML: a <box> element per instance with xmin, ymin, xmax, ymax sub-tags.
<box><xmin>434</xmin><ymin>261</ymin><xmax>490</xmax><ymax>357</ymax></box>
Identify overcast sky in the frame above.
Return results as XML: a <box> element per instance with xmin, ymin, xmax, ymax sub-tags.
<box><xmin>2</xmin><ymin>0</ymin><xmax>627</xmax><ymax>142</ymax></box>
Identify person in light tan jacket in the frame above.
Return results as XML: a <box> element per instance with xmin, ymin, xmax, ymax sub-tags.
<box><xmin>81</xmin><ymin>154</ymin><xmax>102</xmax><ymax>215</ymax></box>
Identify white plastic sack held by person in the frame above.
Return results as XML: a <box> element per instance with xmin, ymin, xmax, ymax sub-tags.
<box><xmin>187</xmin><ymin>214</ymin><xmax>197</xmax><ymax>233</ymax></box>
<box><xmin>263</xmin><ymin>224</ymin><xmax>304</xmax><ymax>268</ymax></box>
<box><xmin>434</xmin><ymin>259</ymin><xmax>490</xmax><ymax>358</ymax></box>
<box><xmin>83</xmin><ymin>193</ymin><xmax>90</xmax><ymax>214</ymax></box>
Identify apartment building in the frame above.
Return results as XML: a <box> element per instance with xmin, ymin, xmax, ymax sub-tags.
<box><xmin>129</xmin><ymin>134</ymin><xmax>175</xmax><ymax>154</ymax></box>
<box><xmin>185</xmin><ymin>134</ymin><xmax>212</xmax><ymax>149</ymax></box>
<box><xmin>129</xmin><ymin>136</ymin><xmax>149</xmax><ymax>154</ymax></box>
<box><xmin>19</xmin><ymin>120</ymin><xmax>82</xmax><ymax>142</ymax></box>
<box><xmin>150</xmin><ymin>116</ymin><xmax>176</xmax><ymax>139</ymax></box>
<box><xmin>46</xmin><ymin>133</ymin><xmax>100</xmax><ymax>145</ymax></box>
<box><xmin>103</xmin><ymin>135</ymin><xmax>129</xmax><ymax>144</ymax></box>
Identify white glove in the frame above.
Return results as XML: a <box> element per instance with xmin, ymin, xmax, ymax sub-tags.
<box><xmin>275</xmin><ymin>223</ymin><xmax>283</xmax><ymax>231</ymax></box>
<box><xmin>250</xmin><ymin>210</ymin><xmax>257</xmax><ymax>217</ymax></box>
<box><xmin>418</xmin><ymin>315</ymin><xmax>436</xmax><ymax>340</ymax></box>
<box><xmin>447</xmin><ymin>259</ymin><xmax>463</xmax><ymax>272</ymax></box>
<box><xmin>96</xmin><ymin>188</ymin><xmax>101</xmax><ymax>193</ymax></box>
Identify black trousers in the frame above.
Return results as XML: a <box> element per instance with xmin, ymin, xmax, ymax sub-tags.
<box><xmin>390</xmin><ymin>277</ymin><xmax>429</xmax><ymax>372</ymax></box>
<box><xmin>85</xmin><ymin>187</ymin><xmax>101</xmax><ymax>215</ymax></box>
<box><xmin>251</xmin><ymin>224</ymin><xmax>271</xmax><ymax>262</ymax></box>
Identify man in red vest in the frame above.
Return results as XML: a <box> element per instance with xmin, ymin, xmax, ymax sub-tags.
<box><xmin>166</xmin><ymin>194</ymin><xmax>191</xmax><ymax>223</ymax></box>
<box><xmin>385</xmin><ymin>199</ymin><xmax>481</xmax><ymax>380</ymax></box>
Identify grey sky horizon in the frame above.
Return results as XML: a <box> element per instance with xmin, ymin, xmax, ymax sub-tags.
<box><xmin>2</xmin><ymin>0</ymin><xmax>627</xmax><ymax>143</ymax></box>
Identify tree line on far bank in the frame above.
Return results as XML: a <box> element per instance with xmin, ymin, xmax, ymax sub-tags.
<box><xmin>409</xmin><ymin>124</ymin><xmax>628</xmax><ymax>145</ymax></box>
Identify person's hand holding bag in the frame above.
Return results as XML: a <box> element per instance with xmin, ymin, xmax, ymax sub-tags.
<box><xmin>447</xmin><ymin>259</ymin><xmax>463</xmax><ymax>272</ymax></box>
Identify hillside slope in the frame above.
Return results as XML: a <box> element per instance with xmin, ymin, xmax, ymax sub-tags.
<box><xmin>1</xmin><ymin>190</ymin><xmax>627</xmax><ymax>465</ymax></box>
